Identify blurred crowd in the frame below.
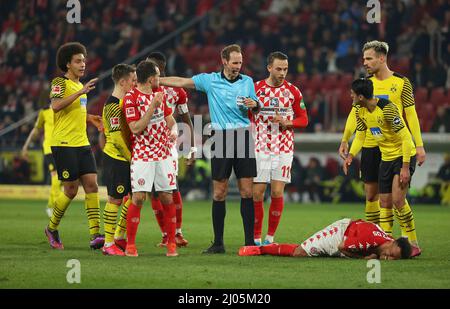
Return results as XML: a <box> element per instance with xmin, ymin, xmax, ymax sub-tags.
<box><xmin>1</xmin><ymin>0</ymin><xmax>449</xmax><ymax>202</ymax></box>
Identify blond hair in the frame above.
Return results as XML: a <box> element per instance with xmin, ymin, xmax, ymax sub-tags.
<box><xmin>362</xmin><ymin>40</ymin><xmax>389</xmax><ymax>56</ymax></box>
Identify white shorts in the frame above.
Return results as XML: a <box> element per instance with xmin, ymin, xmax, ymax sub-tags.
<box><xmin>300</xmin><ymin>218</ymin><xmax>351</xmax><ymax>257</ymax></box>
<box><xmin>170</xmin><ymin>145</ymin><xmax>179</xmax><ymax>176</ymax></box>
<box><xmin>254</xmin><ymin>152</ymin><xmax>293</xmax><ymax>183</ymax></box>
<box><xmin>130</xmin><ymin>157</ymin><xmax>177</xmax><ymax>193</ymax></box>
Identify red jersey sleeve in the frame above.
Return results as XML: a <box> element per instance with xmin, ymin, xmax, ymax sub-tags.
<box><xmin>291</xmin><ymin>86</ymin><xmax>308</xmax><ymax>128</ymax></box>
<box><xmin>163</xmin><ymin>96</ymin><xmax>173</xmax><ymax>118</ymax></box>
<box><xmin>124</xmin><ymin>91</ymin><xmax>140</xmax><ymax>123</ymax></box>
<box><xmin>176</xmin><ymin>87</ymin><xmax>188</xmax><ymax>105</ymax></box>
<box><xmin>343</xmin><ymin>220</ymin><xmax>393</xmax><ymax>251</ymax></box>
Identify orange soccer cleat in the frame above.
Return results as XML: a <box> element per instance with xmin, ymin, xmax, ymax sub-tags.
<box><xmin>125</xmin><ymin>244</ymin><xmax>138</xmax><ymax>257</ymax></box>
<box><xmin>157</xmin><ymin>234</ymin><xmax>168</xmax><ymax>247</ymax></box>
<box><xmin>102</xmin><ymin>244</ymin><xmax>125</xmax><ymax>256</ymax></box>
<box><xmin>166</xmin><ymin>242</ymin><xmax>178</xmax><ymax>257</ymax></box>
<box><xmin>175</xmin><ymin>233</ymin><xmax>189</xmax><ymax>247</ymax></box>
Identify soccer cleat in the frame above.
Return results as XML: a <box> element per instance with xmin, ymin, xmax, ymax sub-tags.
<box><xmin>175</xmin><ymin>233</ymin><xmax>189</xmax><ymax>247</ymax></box>
<box><xmin>157</xmin><ymin>234</ymin><xmax>168</xmax><ymax>247</ymax></box>
<box><xmin>410</xmin><ymin>245</ymin><xmax>422</xmax><ymax>258</ymax></box>
<box><xmin>89</xmin><ymin>234</ymin><xmax>105</xmax><ymax>250</ymax></box>
<box><xmin>45</xmin><ymin>227</ymin><xmax>64</xmax><ymax>250</ymax></box>
<box><xmin>238</xmin><ymin>246</ymin><xmax>261</xmax><ymax>256</ymax></box>
<box><xmin>125</xmin><ymin>244</ymin><xmax>138</xmax><ymax>257</ymax></box>
<box><xmin>114</xmin><ymin>238</ymin><xmax>127</xmax><ymax>251</ymax></box>
<box><xmin>202</xmin><ymin>243</ymin><xmax>225</xmax><ymax>254</ymax></box>
<box><xmin>166</xmin><ymin>242</ymin><xmax>179</xmax><ymax>257</ymax></box>
<box><xmin>102</xmin><ymin>244</ymin><xmax>126</xmax><ymax>256</ymax></box>
<box><xmin>254</xmin><ymin>239</ymin><xmax>262</xmax><ymax>246</ymax></box>
<box><xmin>46</xmin><ymin>208</ymin><xmax>53</xmax><ymax>218</ymax></box>
<box><xmin>262</xmin><ymin>239</ymin><xmax>273</xmax><ymax>245</ymax></box>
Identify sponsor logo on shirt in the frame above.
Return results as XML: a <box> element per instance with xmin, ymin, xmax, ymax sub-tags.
<box><xmin>80</xmin><ymin>97</ymin><xmax>87</xmax><ymax>107</ymax></box>
<box><xmin>269</xmin><ymin>98</ymin><xmax>279</xmax><ymax>107</ymax></box>
<box><xmin>393</xmin><ymin>117</ymin><xmax>401</xmax><ymax>125</ymax></box>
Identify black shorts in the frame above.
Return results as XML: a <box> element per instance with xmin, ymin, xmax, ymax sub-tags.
<box><xmin>379</xmin><ymin>156</ymin><xmax>416</xmax><ymax>194</ymax></box>
<box><xmin>103</xmin><ymin>153</ymin><xmax>131</xmax><ymax>199</ymax></box>
<box><xmin>51</xmin><ymin>146</ymin><xmax>97</xmax><ymax>181</ymax></box>
<box><xmin>44</xmin><ymin>154</ymin><xmax>56</xmax><ymax>173</ymax></box>
<box><xmin>210</xmin><ymin>128</ymin><xmax>256</xmax><ymax>180</ymax></box>
<box><xmin>360</xmin><ymin>147</ymin><xmax>382</xmax><ymax>183</ymax></box>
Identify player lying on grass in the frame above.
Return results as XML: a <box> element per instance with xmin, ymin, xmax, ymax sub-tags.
<box><xmin>239</xmin><ymin>218</ymin><xmax>412</xmax><ymax>260</ymax></box>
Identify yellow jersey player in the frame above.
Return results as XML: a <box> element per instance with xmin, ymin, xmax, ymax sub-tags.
<box><xmin>343</xmin><ymin>78</ymin><xmax>421</xmax><ymax>258</ymax></box>
<box><xmin>22</xmin><ymin>103</ymin><xmax>62</xmax><ymax>217</ymax></box>
<box><xmin>100</xmin><ymin>64</ymin><xmax>137</xmax><ymax>256</ymax></box>
<box><xmin>44</xmin><ymin>42</ymin><xmax>104</xmax><ymax>250</ymax></box>
<box><xmin>339</xmin><ymin>40</ymin><xmax>425</xmax><ymax>234</ymax></box>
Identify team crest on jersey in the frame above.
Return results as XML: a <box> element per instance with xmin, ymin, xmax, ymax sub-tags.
<box><xmin>126</xmin><ymin>107</ymin><xmax>136</xmax><ymax>118</ymax></box>
<box><xmin>110</xmin><ymin>117</ymin><xmax>119</xmax><ymax>127</ymax></box>
<box><xmin>377</xmin><ymin>116</ymin><xmax>384</xmax><ymax>126</ymax></box>
<box><xmin>269</xmin><ymin>98</ymin><xmax>279</xmax><ymax>107</ymax></box>
<box><xmin>283</xmin><ymin>90</ymin><xmax>290</xmax><ymax>98</ymax></box>
<box><xmin>390</xmin><ymin>84</ymin><xmax>397</xmax><ymax>93</ymax></box>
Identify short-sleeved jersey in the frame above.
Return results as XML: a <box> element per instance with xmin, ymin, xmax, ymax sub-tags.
<box><xmin>102</xmin><ymin>96</ymin><xmax>130</xmax><ymax>162</ymax></box>
<box><xmin>360</xmin><ymin>73</ymin><xmax>416</xmax><ymax>147</ymax></box>
<box><xmin>192</xmin><ymin>72</ymin><xmax>259</xmax><ymax>130</ymax></box>
<box><xmin>343</xmin><ymin>220</ymin><xmax>394</xmax><ymax>253</ymax></box>
<box><xmin>161</xmin><ymin>85</ymin><xmax>188</xmax><ymax>149</ymax></box>
<box><xmin>355</xmin><ymin>98</ymin><xmax>416</xmax><ymax>161</ymax></box>
<box><xmin>34</xmin><ymin>107</ymin><xmax>54</xmax><ymax>154</ymax></box>
<box><xmin>50</xmin><ymin>76</ymin><xmax>89</xmax><ymax>147</ymax></box>
<box><xmin>253</xmin><ymin>80</ymin><xmax>305</xmax><ymax>154</ymax></box>
<box><xmin>162</xmin><ymin>85</ymin><xmax>188</xmax><ymax>115</ymax></box>
<box><xmin>124</xmin><ymin>87</ymin><xmax>172</xmax><ymax>162</ymax></box>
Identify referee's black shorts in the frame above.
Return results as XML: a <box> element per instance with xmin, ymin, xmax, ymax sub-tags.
<box><xmin>44</xmin><ymin>153</ymin><xmax>56</xmax><ymax>173</ymax></box>
<box><xmin>51</xmin><ymin>145</ymin><xmax>97</xmax><ymax>181</ymax></box>
<box><xmin>210</xmin><ymin>127</ymin><xmax>256</xmax><ymax>181</ymax></box>
<box><xmin>103</xmin><ymin>152</ymin><xmax>131</xmax><ymax>199</ymax></box>
<box><xmin>360</xmin><ymin>146</ymin><xmax>382</xmax><ymax>183</ymax></box>
<box><xmin>379</xmin><ymin>155</ymin><xmax>416</xmax><ymax>194</ymax></box>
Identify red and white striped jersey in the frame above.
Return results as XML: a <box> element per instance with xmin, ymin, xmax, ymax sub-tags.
<box><xmin>253</xmin><ymin>79</ymin><xmax>307</xmax><ymax>155</ymax></box>
<box><xmin>124</xmin><ymin>87</ymin><xmax>173</xmax><ymax>162</ymax></box>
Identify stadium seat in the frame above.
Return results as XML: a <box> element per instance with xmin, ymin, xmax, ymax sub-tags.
<box><xmin>414</xmin><ymin>87</ymin><xmax>428</xmax><ymax>105</ymax></box>
<box><xmin>338</xmin><ymin>73</ymin><xmax>353</xmax><ymax>89</ymax></box>
<box><xmin>308</xmin><ymin>74</ymin><xmax>323</xmax><ymax>92</ymax></box>
<box><xmin>321</xmin><ymin>73</ymin><xmax>339</xmax><ymax>91</ymax></box>
<box><xmin>430</xmin><ymin>87</ymin><xmax>446</xmax><ymax>105</ymax></box>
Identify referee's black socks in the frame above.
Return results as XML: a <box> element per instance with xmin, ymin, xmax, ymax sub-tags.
<box><xmin>212</xmin><ymin>200</ymin><xmax>226</xmax><ymax>246</ymax></box>
<box><xmin>241</xmin><ymin>197</ymin><xmax>255</xmax><ymax>246</ymax></box>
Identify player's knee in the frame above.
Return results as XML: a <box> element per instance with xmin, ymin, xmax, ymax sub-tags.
<box><xmin>132</xmin><ymin>193</ymin><xmax>146</xmax><ymax>206</ymax></box>
<box><xmin>240</xmin><ymin>188</ymin><xmax>252</xmax><ymax>199</ymax></box>
<box><xmin>392</xmin><ymin>196</ymin><xmax>405</xmax><ymax>208</ymax></box>
<box><xmin>213</xmin><ymin>186</ymin><xmax>228</xmax><ymax>201</ymax></box>
<box><xmin>64</xmin><ymin>185</ymin><xmax>78</xmax><ymax>199</ymax></box>
<box><xmin>253</xmin><ymin>192</ymin><xmax>264</xmax><ymax>202</ymax></box>
<box><xmin>271</xmin><ymin>190</ymin><xmax>284</xmax><ymax>198</ymax></box>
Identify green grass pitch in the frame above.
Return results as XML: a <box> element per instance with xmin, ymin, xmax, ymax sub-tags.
<box><xmin>1</xmin><ymin>199</ymin><xmax>450</xmax><ymax>289</ymax></box>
